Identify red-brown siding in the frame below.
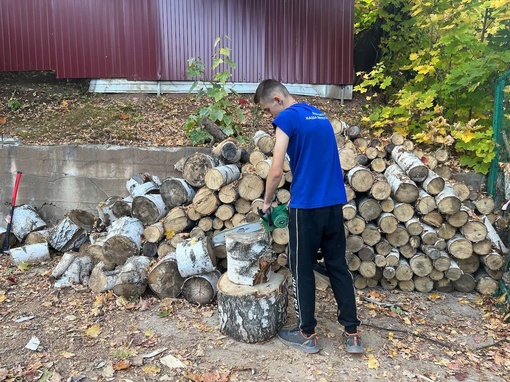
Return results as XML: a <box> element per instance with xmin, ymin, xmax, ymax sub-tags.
<box><xmin>0</xmin><ymin>0</ymin><xmax>354</xmax><ymax>85</ymax></box>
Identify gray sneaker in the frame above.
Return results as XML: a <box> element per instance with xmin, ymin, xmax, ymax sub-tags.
<box><xmin>344</xmin><ymin>332</ymin><xmax>364</xmax><ymax>354</ymax></box>
<box><xmin>277</xmin><ymin>328</ymin><xmax>320</xmax><ymax>354</ymax></box>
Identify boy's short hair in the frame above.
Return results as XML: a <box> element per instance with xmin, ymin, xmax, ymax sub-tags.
<box><xmin>254</xmin><ymin>79</ymin><xmax>289</xmax><ymax>104</ymax></box>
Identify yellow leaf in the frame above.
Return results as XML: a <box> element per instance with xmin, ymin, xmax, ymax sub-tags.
<box><xmin>403</xmin><ymin>317</ymin><xmax>412</xmax><ymax>325</ymax></box>
<box><xmin>496</xmin><ymin>293</ymin><xmax>507</xmax><ymax>303</ymax></box>
<box><xmin>86</xmin><ymin>324</ymin><xmax>102</xmax><ymax>338</ymax></box>
<box><xmin>428</xmin><ymin>292</ymin><xmax>440</xmax><ymax>300</ymax></box>
<box><xmin>61</xmin><ymin>351</ymin><xmax>75</xmax><ymax>359</ymax></box>
<box><xmin>367</xmin><ymin>354</ymin><xmax>380</xmax><ymax>369</ymax></box>
<box><xmin>409</xmin><ymin>53</ymin><xmax>419</xmax><ymax>61</ymax></box>
<box><xmin>165</xmin><ymin>230</ymin><xmax>175</xmax><ymax>240</ymax></box>
<box><xmin>388</xmin><ymin>332</ymin><xmax>394</xmax><ymax>341</ymax></box>
<box><xmin>0</xmin><ymin>291</ymin><xmax>6</xmax><ymax>303</ymax></box>
<box><xmin>142</xmin><ymin>364</ymin><xmax>161</xmax><ymax>374</ymax></box>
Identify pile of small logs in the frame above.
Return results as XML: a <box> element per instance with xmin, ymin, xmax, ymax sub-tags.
<box><xmin>2</xmin><ymin>120</ymin><xmax>508</xmax><ymax>299</ymax></box>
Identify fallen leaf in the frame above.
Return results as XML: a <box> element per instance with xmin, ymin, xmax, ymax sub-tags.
<box><xmin>86</xmin><ymin>324</ymin><xmax>102</xmax><ymax>338</ymax></box>
<box><xmin>142</xmin><ymin>364</ymin><xmax>160</xmax><ymax>374</ymax></box>
<box><xmin>60</xmin><ymin>351</ymin><xmax>75</xmax><ymax>359</ymax></box>
<box><xmin>367</xmin><ymin>354</ymin><xmax>380</xmax><ymax>369</ymax></box>
<box><xmin>0</xmin><ymin>116</ymin><xmax>6</xmax><ymax>125</ymax></box>
<box><xmin>113</xmin><ymin>360</ymin><xmax>131</xmax><ymax>371</ymax></box>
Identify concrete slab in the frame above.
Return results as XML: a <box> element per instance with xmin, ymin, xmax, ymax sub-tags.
<box><xmin>0</xmin><ymin>145</ymin><xmax>210</xmax><ymax>226</ymax></box>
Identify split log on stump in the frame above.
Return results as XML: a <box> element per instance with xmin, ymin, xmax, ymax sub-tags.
<box><xmin>132</xmin><ymin>194</ymin><xmax>167</xmax><ymax>226</ymax></box>
<box><xmin>238</xmin><ymin>173</ymin><xmax>265</xmax><ymax>201</ymax></box>
<box><xmin>475</xmin><ymin>269</ymin><xmax>499</xmax><ymax>295</ymax></box>
<box><xmin>192</xmin><ymin>187</ymin><xmax>220</xmax><ymax>216</ymax></box>
<box><xmin>10</xmin><ymin>242</ymin><xmax>50</xmax><ymax>265</ymax></box>
<box><xmin>347</xmin><ymin>166</ymin><xmax>373</xmax><ymax>193</ymax></box>
<box><xmin>205</xmin><ymin>164</ymin><xmax>241</xmax><ymax>190</ymax></box>
<box><xmin>160</xmin><ymin>177</ymin><xmax>196</xmax><ymax>209</ymax></box>
<box><xmin>420</xmin><ymin>169</ymin><xmax>445</xmax><ymax>196</ymax></box>
<box><xmin>102</xmin><ymin>216</ymin><xmax>144</xmax><ymax>267</ymax></box>
<box><xmin>113</xmin><ymin>255</ymin><xmax>151</xmax><ymax>299</ymax></box>
<box><xmin>460</xmin><ymin>218</ymin><xmax>488</xmax><ymax>243</ymax></box>
<box><xmin>474</xmin><ymin>196</ymin><xmax>495</xmax><ymax>215</ymax></box>
<box><xmin>217</xmin><ymin>271</ymin><xmax>288</xmax><ymax>343</ymax></box>
<box><xmin>435</xmin><ymin>184</ymin><xmax>461</xmax><ymax>215</ymax></box>
<box><xmin>225</xmin><ymin>229</ymin><xmax>274</xmax><ymax>286</ymax></box>
<box><xmin>447</xmin><ymin>234</ymin><xmax>473</xmax><ymax>260</ymax></box>
<box><xmin>384</xmin><ymin>164</ymin><xmax>419</xmax><ymax>203</ymax></box>
<box><xmin>357</xmin><ymin>197</ymin><xmax>381</xmax><ymax>221</ymax></box>
<box><xmin>414</xmin><ymin>276</ymin><xmax>434</xmax><ymax>293</ymax></box>
<box><xmin>181</xmin><ymin>270</ymin><xmax>221</xmax><ymax>305</ymax></box>
<box><xmin>143</xmin><ymin>222</ymin><xmax>165</xmax><ymax>243</ymax></box>
<box><xmin>445</xmin><ymin>259</ymin><xmax>463</xmax><ymax>281</ymax></box>
<box><xmin>452</xmin><ymin>273</ymin><xmax>476</xmax><ymax>292</ymax></box>
<box><xmin>49</xmin><ymin>209</ymin><xmax>96</xmax><ymax>252</ymax></box>
<box><xmin>97</xmin><ymin>196</ymin><xmax>131</xmax><ymax>226</ymax></box>
<box><xmin>52</xmin><ymin>253</ymin><xmax>93</xmax><ymax>288</ymax></box>
<box><xmin>11</xmin><ymin>204</ymin><xmax>47</xmax><ymax>241</ymax></box>
<box><xmin>88</xmin><ymin>261</ymin><xmax>121</xmax><ymax>293</ymax></box>
<box><xmin>391</xmin><ymin>145</ymin><xmax>429</xmax><ymax>182</ymax></box>
<box><xmin>175</xmin><ymin>236</ymin><xmax>216</xmax><ymax>277</ymax></box>
<box><xmin>369</xmin><ymin>174</ymin><xmax>392</xmax><ymax>200</ymax></box>
<box><xmin>415</xmin><ymin>189</ymin><xmax>437</xmax><ymax>215</ymax></box>
<box><xmin>182</xmin><ymin>153</ymin><xmax>218</xmax><ymax>187</ymax></box>
<box><xmin>253</xmin><ymin>130</ymin><xmax>275</xmax><ymax>154</ymax></box>
<box><xmin>212</xmin><ymin>138</ymin><xmax>242</xmax><ymax>164</ymax></box>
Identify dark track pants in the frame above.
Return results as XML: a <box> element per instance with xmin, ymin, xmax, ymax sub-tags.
<box><xmin>288</xmin><ymin>205</ymin><xmax>361</xmax><ymax>335</ymax></box>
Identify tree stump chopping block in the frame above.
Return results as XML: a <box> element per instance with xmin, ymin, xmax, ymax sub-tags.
<box><xmin>217</xmin><ymin>271</ymin><xmax>288</xmax><ymax>343</ymax></box>
<box><xmin>226</xmin><ymin>229</ymin><xmax>274</xmax><ymax>286</ymax></box>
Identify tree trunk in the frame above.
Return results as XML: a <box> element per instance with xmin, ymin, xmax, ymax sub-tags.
<box><xmin>201</xmin><ymin>118</ymin><xmax>228</xmax><ymax>143</ymax></box>
<box><xmin>217</xmin><ymin>272</ymin><xmax>288</xmax><ymax>343</ymax></box>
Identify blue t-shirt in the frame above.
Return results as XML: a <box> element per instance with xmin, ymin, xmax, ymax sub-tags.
<box><xmin>273</xmin><ymin>103</ymin><xmax>347</xmax><ymax>209</ymax></box>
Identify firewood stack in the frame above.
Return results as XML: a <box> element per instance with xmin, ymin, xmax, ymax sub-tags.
<box><xmin>5</xmin><ymin>121</ymin><xmax>509</xmax><ymax>299</ymax></box>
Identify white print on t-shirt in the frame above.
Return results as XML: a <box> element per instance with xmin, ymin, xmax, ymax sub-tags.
<box><xmin>305</xmin><ymin>112</ymin><xmax>328</xmax><ymax>120</ymax></box>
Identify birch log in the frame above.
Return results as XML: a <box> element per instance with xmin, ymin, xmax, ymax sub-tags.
<box><xmin>102</xmin><ymin>216</ymin><xmax>144</xmax><ymax>267</ymax></box>
<box><xmin>113</xmin><ymin>255</ymin><xmax>151</xmax><ymax>299</ymax></box>
<box><xmin>49</xmin><ymin>209</ymin><xmax>95</xmax><ymax>252</ymax></box>
<box><xmin>205</xmin><ymin>164</ymin><xmax>241</xmax><ymax>190</ymax></box>
<box><xmin>132</xmin><ymin>194</ymin><xmax>167</xmax><ymax>226</ymax></box>
<box><xmin>384</xmin><ymin>164</ymin><xmax>419</xmax><ymax>203</ymax></box>
<box><xmin>182</xmin><ymin>153</ymin><xmax>217</xmax><ymax>187</ymax></box>
<box><xmin>160</xmin><ymin>177</ymin><xmax>196</xmax><ymax>209</ymax></box>
<box><xmin>391</xmin><ymin>145</ymin><xmax>429</xmax><ymax>182</ymax></box>
<box><xmin>11</xmin><ymin>204</ymin><xmax>47</xmax><ymax>241</ymax></box>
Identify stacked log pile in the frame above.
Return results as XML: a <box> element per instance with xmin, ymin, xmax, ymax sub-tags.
<box><xmin>3</xmin><ymin>122</ymin><xmax>509</xmax><ymax>299</ymax></box>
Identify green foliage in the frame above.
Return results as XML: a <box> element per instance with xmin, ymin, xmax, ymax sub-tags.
<box><xmin>7</xmin><ymin>97</ymin><xmax>22</xmax><ymax>111</ymax></box>
<box><xmin>354</xmin><ymin>0</ymin><xmax>510</xmax><ymax>174</ymax></box>
<box><xmin>184</xmin><ymin>37</ymin><xmax>245</xmax><ymax>145</ymax></box>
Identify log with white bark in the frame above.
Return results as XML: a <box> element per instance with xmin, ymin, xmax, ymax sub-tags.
<box><xmin>205</xmin><ymin>164</ymin><xmax>241</xmax><ymax>190</ymax></box>
<box><xmin>181</xmin><ymin>270</ymin><xmax>221</xmax><ymax>305</ymax></box>
<box><xmin>460</xmin><ymin>218</ymin><xmax>488</xmax><ymax>243</ymax></box>
<box><xmin>97</xmin><ymin>196</ymin><xmax>131</xmax><ymax>226</ymax></box>
<box><xmin>10</xmin><ymin>242</ymin><xmax>51</xmax><ymax>265</ymax></box>
<box><xmin>49</xmin><ymin>209</ymin><xmax>96</xmax><ymax>252</ymax></box>
<box><xmin>238</xmin><ymin>173</ymin><xmax>265</xmax><ymax>201</ymax></box>
<box><xmin>453</xmin><ymin>182</ymin><xmax>471</xmax><ymax>202</ymax></box>
<box><xmin>131</xmin><ymin>194</ymin><xmax>167</xmax><ymax>226</ymax></box>
<box><xmin>419</xmin><ymin>169</ymin><xmax>445</xmax><ymax>196</ymax></box>
<box><xmin>88</xmin><ymin>262</ymin><xmax>120</xmax><ymax>293</ymax></box>
<box><xmin>445</xmin><ymin>259</ymin><xmax>463</xmax><ymax>281</ymax></box>
<box><xmin>452</xmin><ymin>273</ymin><xmax>476</xmax><ymax>292</ymax></box>
<box><xmin>384</xmin><ymin>163</ymin><xmax>419</xmax><ymax>203</ymax></box>
<box><xmin>112</xmin><ymin>255</ymin><xmax>151</xmax><ymax>299</ymax></box>
<box><xmin>377</xmin><ymin>212</ymin><xmax>398</xmax><ymax>234</ymax></box>
<box><xmin>192</xmin><ymin>187</ymin><xmax>219</xmax><ymax>216</ymax></box>
<box><xmin>414</xmin><ymin>276</ymin><xmax>434</xmax><ymax>293</ymax></box>
<box><xmin>357</xmin><ymin>197</ymin><xmax>381</xmax><ymax>221</ymax></box>
<box><xmin>126</xmin><ymin>174</ymin><xmax>160</xmax><ymax>197</ymax></box>
<box><xmin>380</xmin><ymin>197</ymin><xmax>395</xmax><ymax>213</ymax></box>
<box><xmin>102</xmin><ymin>216</ymin><xmax>144</xmax><ymax>267</ymax></box>
<box><xmin>346</xmin><ymin>253</ymin><xmax>361</xmax><ymax>272</ymax></box>
<box><xmin>217</xmin><ymin>271</ymin><xmax>288</xmax><ymax>343</ymax></box>
<box><xmin>226</xmin><ymin>229</ymin><xmax>274</xmax><ymax>286</ymax></box>
<box><xmin>211</xmin><ymin>138</ymin><xmax>242</xmax><ymax>164</ymax></box>
<box><xmin>249</xmin><ymin>150</ymin><xmax>267</xmax><ymax>166</ymax></box>
<box><xmin>415</xmin><ymin>189</ymin><xmax>437</xmax><ymax>215</ymax></box>
<box><xmin>391</xmin><ymin>145</ymin><xmax>429</xmax><ymax>182</ymax></box>
<box><xmin>447</xmin><ymin>234</ymin><xmax>473</xmax><ymax>260</ymax></box>
<box><xmin>252</xmin><ymin>130</ymin><xmax>275</xmax><ymax>154</ymax></box>
<box><xmin>386</xmin><ymin>249</ymin><xmax>400</xmax><ymax>267</ymax></box>
<box><xmin>395</xmin><ymin>259</ymin><xmax>414</xmax><ymax>281</ymax></box>
<box><xmin>175</xmin><ymin>236</ymin><xmax>216</xmax><ymax>277</ymax></box>
<box><xmin>435</xmin><ymin>183</ymin><xmax>461</xmax><ymax>215</ymax></box>
<box><xmin>474</xmin><ymin>196</ymin><xmax>495</xmax><ymax>215</ymax></box>
<box><xmin>11</xmin><ymin>204</ymin><xmax>47</xmax><ymax>241</ymax></box>
<box><xmin>161</xmin><ymin>206</ymin><xmax>191</xmax><ymax>235</ymax></box>
<box><xmin>361</xmin><ymin>224</ymin><xmax>381</xmax><ymax>246</ymax></box>
<box><xmin>53</xmin><ymin>254</ymin><xmax>93</xmax><ymax>288</ymax></box>
<box><xmin>475</xmin><ymin>269</ymin><xmax>499</xmax><ymax>295</ymax></box>
<box><xmin>347</xmin><ymin>165</ymin><xmax>374</xmax><ymax>193</ymax></box>
<box><xmin>182</xmin><ymin>153</ymin><xmax>218</xmax><ymax>187</ymax></box>
<box><xmin>483</xmin><ymin>216</ymin><xmax>508</xmax><ymax>253</ymax></box>
<box><xmin>159</xmin><ymin>177</ymin><xmax>196</xmax><ymax>209</ymax></box>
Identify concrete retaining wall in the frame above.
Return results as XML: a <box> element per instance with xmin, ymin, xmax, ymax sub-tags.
<box><xmin>0</xmin><ymin>145</ymin><xmax>209</xmax><ymax>227</ymax></box>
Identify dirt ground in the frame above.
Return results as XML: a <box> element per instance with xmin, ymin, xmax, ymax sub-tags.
<box><xmin>0</xmin><ymin>72</ymin><xmax>510</xmax><ymax>382</ymax></box>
